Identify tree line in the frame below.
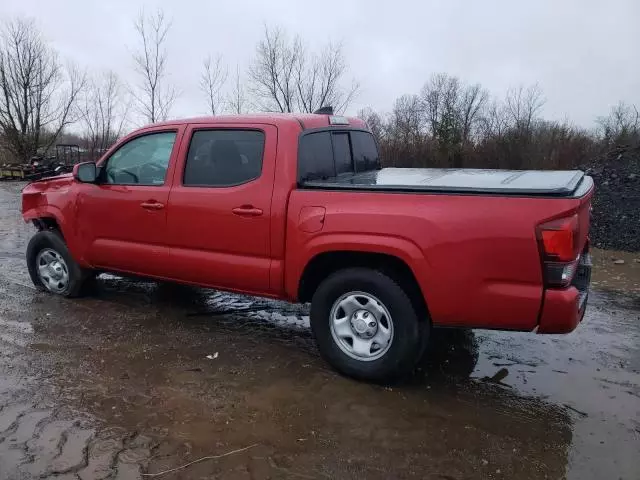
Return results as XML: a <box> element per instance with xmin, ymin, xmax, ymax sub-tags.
<box><xmin>360</xmin><ymin>76</ymin><xmax>639</xmax><ymax>170</ymax></box>
<box><xmin>1</xmin><ymin>10</ymin><xmax>638</xmax><ymax>168</ymax></box>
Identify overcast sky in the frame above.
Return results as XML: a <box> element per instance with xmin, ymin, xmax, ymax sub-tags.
<box><xmin>2</xmin><ymin>0</ymin><xmax>638</xmax><ymax>128</ymax></box>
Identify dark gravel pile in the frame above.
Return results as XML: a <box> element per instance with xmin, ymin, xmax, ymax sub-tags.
<box><xmin>584</xmin><ymin>146</ymin><xmax>640</xmax><ymax>252</ymax></box>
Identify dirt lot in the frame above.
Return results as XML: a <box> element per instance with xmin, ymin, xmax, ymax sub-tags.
<box><xmin>0</xmin><ymin>181</ymin><xmax>639</xmax><ymax>480</ymax></box>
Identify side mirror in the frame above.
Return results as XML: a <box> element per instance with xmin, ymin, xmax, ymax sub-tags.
<box><xmin>73</xmin><ymin>162</ymin><xmax>97</xmax><ymax>183</ymax></box>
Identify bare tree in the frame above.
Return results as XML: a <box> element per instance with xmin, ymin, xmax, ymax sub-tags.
<box><xmin>459</xmin><ymin>82</ymin><xmax>488</xmax><ymax>143</ymax></box>
<box><xmin>78</xmin><ymin>71</ymin><xmax>130</xmax><ymax>160</ymax></box>
<box><xmin>504</xmin><ymin>84</ymin><xmax>544</xmax><ymax>132</ymax></box>
<box><xmin>421</xmin><ymin>74</ymin><xmax>463</xmax><ymax>143</ymax></box>
<box><xmin>358</xmin><ymin>107</ymin><xmax>384</xmax><ymax>142</ymax></box>
<box><xmin>389</xmin><ymin>94</ymin><xmax>423</xmax><ymax>143</ymax></box>
<box><xmin>420</xmin><ymin>73</ymin><xmax>464</xmax><ymax>165</ymax></box>
<box><xmin>0</xmin><ymin>18</ymin><xmax>84</xmax><ymax>163</ymax></box>
<box><xmin>248</xmin><ymin>26</ymin><xmax>299</xmax><ymax>112</ymax></box>
<box><xmin>422</xmin><ymin>73</ymin><xmax>451</xmax><ymax>138</ymax></box>
<box><xmin>479</xmin><ymin>99</ymin><xmax>508</xmax><ymax>138</ymax></box>
<box><xmin>421</xmin><ymin>74</ymin><xmax>488</xmax><ymax>145</ymax></box>
<box><xmin>597</xmin><ymin>101</ymin><xmax>639</xmax><ymax>146</ymax></box>
<box><xmin>249</xmin><ymin>25</ymin><xmax>358</xmax><ymax>114</ymax></box>
<box><xmin>227</xmin><ymin>65</ymin><xmax>247</xmax><ymax>115</ymax></box>
<box><xmin>200</xmin><ymin>54</ymin><xmax>227</xmax><ymax>115</ymax></box>
<box><xmin>295</xmin><ymin>43</ymin><xmax>359</xmax><ymax>114</ymax></box>
<box><xmin>379</xmin><ymin>95</ymin><xmax>431</xmax><ymax>167</ymax></box>
<box><xmin>131</xmin><ymin>9</ymin><xmax>177</xmax><ymax>123</ymax></box>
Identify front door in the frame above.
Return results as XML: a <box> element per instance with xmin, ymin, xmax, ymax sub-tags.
<box><xmin>76</xmin><ymin>129</ymin><xmax>181</xmax><ymax>277</ymax></box>
<box><xmin>164</xmin><ymin>124</ymin><xmax>276</xmax><ymax>294</ymax></box>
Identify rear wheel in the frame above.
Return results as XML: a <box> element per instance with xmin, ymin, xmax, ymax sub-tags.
<box><xmin>27</xmin><ymin>230</ymin><xmax>91</xmax><ymax>297</ymax></box>
<box><xmin>310</xmin><ymin>268</ymin><xmax>427</xmax><ymax>382</ymax></box>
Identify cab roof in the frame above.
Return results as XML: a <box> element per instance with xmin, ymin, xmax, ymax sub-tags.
<box><xmin>146</xmin><ymin>113</ymin><xmax>368</xmax><ymax>131</ymax></box>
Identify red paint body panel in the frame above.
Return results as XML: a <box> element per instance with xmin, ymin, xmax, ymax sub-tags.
<box><xmin>21</xmin><ymin>114</ymin><xmax>593</xmax><ymax>334</ymax></box>
<box><xmin>163</xmin><ymin>123</ymin><xmax>277</xmax><ymax>292</ymax></box>
<box><xmin>537</xmin><ymin>287</ymin><xmax>585</xmax><ymax>333</ymax></box>
<box><xmin>76</xmin><ymin>183</ymin><xmax>172</xmax><ymax>276</ymax></box>
<box><xmin>21</xmin><ymin>174</ymin><xmax>81</xmax><ymax>258</ymax></box>
<box><xmin>284</xmin><ymin>190</ymin><xmax>590</xmax><ymax>331</ymax></box>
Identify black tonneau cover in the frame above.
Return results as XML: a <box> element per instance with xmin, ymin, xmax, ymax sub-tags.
<box><xmin>301</xmin><ymin>167</ymin><xmax>589</xmax><ymax>197</ymax></box>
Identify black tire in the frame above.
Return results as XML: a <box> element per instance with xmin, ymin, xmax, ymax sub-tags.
<box><xmin>310</xmin><ymin>268</ymin><xmax>428</xmax><ymax>382</ymax></box>
<box><xmin>26</xmin><ymin>230</ymin><xmax>91</xmax><ymax>298</ymax></box>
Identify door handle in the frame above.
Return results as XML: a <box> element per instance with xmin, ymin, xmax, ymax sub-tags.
<box><xmin>232</xmin><ymin>205</ymin><xmax>263</xmax><ymax>217</ymax></box>
<box><xmin>140</xmin><ymin>201</ymin><xmax>165</xmax><ymax>210</ymax></box>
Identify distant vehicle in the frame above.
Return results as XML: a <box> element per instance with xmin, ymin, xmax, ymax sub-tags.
<box><xmin>0</xmin><ymin>144</ymin><xmax>81</xmax><ymax>181</ymax></box>
<box><xmin>54</xmin><ymin>144</ymin><xmax>81</xmax><ymax>173</ymax></box>
<box><xmin>21</xmin><ymin>110</ymin><xmax>594</xmax><ymax>381</ymax></box>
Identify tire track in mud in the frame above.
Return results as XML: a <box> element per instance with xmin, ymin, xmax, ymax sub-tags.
<box><xmin>0</xmin><ymin>274</ymin><xmax>278</xmax><ymax>480</ymax></box>
<box><xmin>0</xmin><ymin>401</ymin><xmax>157</xmax><ymax>480</ymax></box>
<box><xmin>0</xmin><ymin>297</ymin><xmax>151</xmax><ymax>480</ymax></box>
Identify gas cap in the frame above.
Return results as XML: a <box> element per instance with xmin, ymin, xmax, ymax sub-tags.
<box><xmin>298</xmin><ymin>206</ymin><xmax>326</xmax><ymax>233</ymax></box>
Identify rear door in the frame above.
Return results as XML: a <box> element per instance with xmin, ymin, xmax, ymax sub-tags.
<box><xmin>76</xmin><ymin>128</ymin><xmax>182</xmax><ymax>276</ymax></box>
<box><xmin>164</xmin><ymin>123</ymin><xmax>277</xmax><ymax>294</ymax></box>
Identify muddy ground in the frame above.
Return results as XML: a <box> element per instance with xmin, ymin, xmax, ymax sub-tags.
<box><xmin>0</xmin><ymin>182</ymin><xmax>638</xmax><ymax>480</ymax></box>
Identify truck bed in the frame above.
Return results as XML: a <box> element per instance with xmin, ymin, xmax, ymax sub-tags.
<box><xmin>301</xmin><ymin>168</ymin><xmax>592</xmax><ymax>197</ymax></box>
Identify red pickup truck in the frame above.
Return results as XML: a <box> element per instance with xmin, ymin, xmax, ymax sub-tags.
<box><xmin>22</xmin><ymin>112</ymin><xmax>593</xmax><ymax>381</ymax></box>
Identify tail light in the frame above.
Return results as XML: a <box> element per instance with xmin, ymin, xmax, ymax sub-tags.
<box><xmin>537</xmin><ymin>214</ymin><xmax>580</xmax><ymax>287</ymax></box>
<box><xmin>540</xmin><ymin>215</ymin><xmax>578</xmax><ymax>262</ymax></box>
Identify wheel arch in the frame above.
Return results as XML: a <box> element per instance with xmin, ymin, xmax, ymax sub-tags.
<box><xmin>32</xmin><ymin>216</ymin><xmax>64</xmax><ymax>238</ymax></box>
<box><xmin>24</xmin><ymin>206</ymin><xmax>67</xmax><ymax>237</ymax></box>
<box><xmin>23</xmin><ymin>206</ymin><xmax>85</xmax><ymax>262</ymax></box>
<box><xmin>297</xmin><ymin>249</ymin><xmax>430</xmax><ymax>322</ymax></box>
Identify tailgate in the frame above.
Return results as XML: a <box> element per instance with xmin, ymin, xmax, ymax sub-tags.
<box><xmin>575</xmin><ymin>176</ymin><xmax>594</xmax><ymax>252</ymax></box>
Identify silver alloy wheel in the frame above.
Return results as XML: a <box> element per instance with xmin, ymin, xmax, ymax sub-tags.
<box><xmin>36</xmin><ymin>248</ymin><xmax>70</xmax><ymax>294</ymax></box>
<box><xmin>329</xmin><ymin>291</ymin><xmax>394</xmax><ymax>361</ymax></box>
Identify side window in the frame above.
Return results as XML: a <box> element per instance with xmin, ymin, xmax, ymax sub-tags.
<box><xmin>298</xmin><ymin>132</ymin><xmax>334</xmax><ymax>181</ymax></box>
<box><xmin>183</xmin><ymin>130</ymin><xmax>265</xmax><ymax>187</ymax></box>
<box><xmin>351</xmin><ymin>131</ymin><xmax>380</xmax><ymax>172</ymax></box>
<box><xmin>103</xmin><ymin>132</ymin><xmax>176</xmax><ymax>185</ymax></box>
<box><xmin>332</xmin><ymin>132</ymin><xmax>353</xmax><ymax>175</ymax></box>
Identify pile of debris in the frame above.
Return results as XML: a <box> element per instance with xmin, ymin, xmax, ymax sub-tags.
<box><xmin>584</xmin><ymin>145</ymin><xmax>640</xmax><ymax>252</ymax></box>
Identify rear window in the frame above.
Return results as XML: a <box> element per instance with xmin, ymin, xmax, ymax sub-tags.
<box><xmin>333</xmin><ymin>133</ymin><xmax>352</xmax><ymax>175</ymax></box>
<box><xmin>298</xmin><ymin>130</ymin><xmax>379</xmax><ymax>181</ymax></box>
<box><xmin>352</xmin><ymin>131</ymin><xmax>380</xmax><ymax>172</ymax></box>
<box><xmin>298</xmin><ymin>131</ymin><xmax>334</xmax><ymax>181</ymax></box>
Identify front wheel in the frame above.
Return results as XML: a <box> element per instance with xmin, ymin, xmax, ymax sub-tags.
<box><xmin>310</xmin><ymin>268</ymin><xmax>427</xmax><ymax>382</ymax></box>
<box><xmin>26</xmin><ymin>230</ymin><xmax>91</xmax><ymax>297</ymax></box>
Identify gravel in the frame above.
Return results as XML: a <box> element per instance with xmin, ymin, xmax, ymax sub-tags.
<box><xmin>584</xmin><ymin>146</ymin><xmax>640</xmax><ymax>252</ymax></box>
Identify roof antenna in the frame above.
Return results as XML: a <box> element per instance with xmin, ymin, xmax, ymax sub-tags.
<box><xmin>313</xmin><ymin>106</ymin><xmax>334</xmax><ymax>115</ymax></box>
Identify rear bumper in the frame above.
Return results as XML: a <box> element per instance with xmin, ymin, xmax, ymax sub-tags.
<box><xmin>537</xmin><ymin>287</ymin><xmax>588</xmax><ymax>333</ymax></box>
<box><xmin>537</xmin><ymin>253</ymin><xmax>591</xmax><ymax>334</ymax></box>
